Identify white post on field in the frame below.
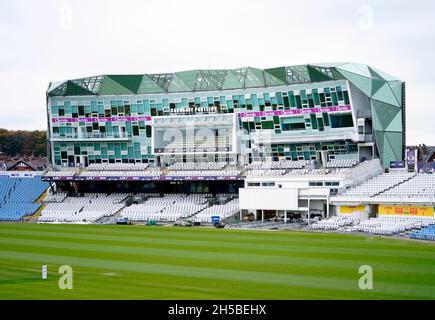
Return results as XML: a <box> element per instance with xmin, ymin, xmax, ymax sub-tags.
<box><xmin>42</xmin><ymin>265</ymin><xmax>47</xmax><ymax>280</ymax></box>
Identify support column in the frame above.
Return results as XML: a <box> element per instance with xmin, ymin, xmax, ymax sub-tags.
<box><xmin>307</xmin><ymin>198</ymin><xmax>311</xmax><ymax>225</ymax></box>
<box><xmin>262</xmin><ymin>210</ymin><xmax>264</xmax><ymax>223</ymax></box>
<box><xmin>240</xmin><ymin>210</ymin><xmax>243</xmax><ymax>221</ymax></box>
<box><xmin>284</xmin><ymin>210</ymin><xmax>287</xmax><ymax>224</ymax></box>
<box><xmin>326</xmin><ymin>197</ymin><xmax>330</xmax><ymax>218</ymax></box>
<box><xmin>254</xmin><ymin>210</ymin><xmax>257</xmax><ymax>221</ymax></box>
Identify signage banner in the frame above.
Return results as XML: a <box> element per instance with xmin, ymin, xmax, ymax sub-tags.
<box><xmin>378</xmin><ymin>205</ymin><xmax>434</xmax><ymax>217</ymax></box>
<box><xmin>338</xmin><ymin>205</ymin><xmax>367</xmax><ymax>214</ymax></box>
<box><xmin>51</xmin><ymin>105</ymin><xmax>351</xmax><ymax>123</ymax></box>
<box><xmin>406</xmin><ymin>148</ymin><xmax>416</xmax><ymax>165</ymax></box>
<box><xmin>42</xmin><ymin>175</ymin><xmax>243</xmax><ymax>182</ymax></box>
<box><xmin>390</xmin><ymin>161</ymin><xmax>405</xmax><ymax>169</ymax></box>
<box><xmin>237</xmin><ymin>105</ymin><xmax>351</xmax><ymax>118</ymax></box>
<box><xmin>52</xmin><ymin>115</ymin><xmax>152</xmax><ymax>123</ymax></box>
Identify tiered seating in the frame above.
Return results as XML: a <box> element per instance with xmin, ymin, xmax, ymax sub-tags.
<box><xmin>282</xmin><ymin>169</ymin><xmax>333</xmax><ymax>176</ymax></box>
<box><xmin>168</xmin><ymin>162</ymin><xmax>227</xmax><ymax>170</ymax></box>
<box><xmin>44</xmin><ymin>169</ymin><xmax>77</xmax><ymax>177</ymax></box>
<box><xmin>325</xmin><ymin>159</ymin><xmax>357</xmax><ymax>168</ymax></box>
<box><xmin>311</xmin><ymin>216</ymin><xmax>353</xmax><ymax>230</ymax></box>
<box><xmin>246</xmin><ymin>170</ymin><xmax>286</xmax><ymax>177</ymax></box>
<box><xmin>282</xmin><ymin>169</ymin><xmax>311</xmax><ymax>175</ymax></box>
<box><xmin>87</xmin><ymin>163</ymin><xmax>149</xmax><ymax>171</ymax></box>
<box><xmin>39</xmin><ymin>203</ymin><xmax>84</xmax><ymax>222</ymax></box>
<box><xmin>39</xmin><ymin>193</ymin><xmax>126</xmax><ymax>223</ymax></box>
<box><xmin>410</xmin><ymin>224</ymin><xmax>435</xmax><ymax>241</ymax></box>
<box><xmin>166</xmin><ymin>170</ymin><xmax>239</xmax><ymax>177</ymax></box>
<box><xmin>0</xmin><ymin>176</ymin><xmax>48</xmax><ymax>221</ymax></box>
<box><xmin>247</xmin><ymin>160</ymin><xmax>307</xmax><ymax>170</ymax></box>
<box><xmin>351</xmin><ymin>217</ymin><xmax>434</xmax><ymax>235</ymax></box>
<box><xmin>380</xmin><ymin>174</ymin><xmax>435</xmax><ymax>198</ymax></box>
<box><xmin>80</xmin><ymin>170</ymin><xmax>161</xmax><ymax>177</ymax></box>
<box><xmin>340</xmin><ymin>171</ymin><xmax>414</xmax><ymax>197</ymax></box>
<box><xmin>44</xmin><ymin>192</ymin><xmax>68</xmax><ymax>203</ymax></box>
<box><xmin>119</xmin><ymin>194</ymin><xmax>210</xmax><ymax>222</ymax></box>
<box><xmin>193</xmin><ymin>198</ymin><xmax>239</xmax><ymax>223</ymax></box>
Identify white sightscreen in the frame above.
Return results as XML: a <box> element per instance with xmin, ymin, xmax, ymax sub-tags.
<box><xmin>239</xmin><ymin>188</ymin><xmax>299</xmax><ymax>210</ymax></box>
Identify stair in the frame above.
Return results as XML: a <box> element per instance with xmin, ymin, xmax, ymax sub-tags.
<box><xmin>26</xmin><ymin>204</ymin><xmax>46</xmax><ymax>223</ymax></box>
<box><xmin>372</xmin><ymin>174</ymin><xmax>416</xmax><ymax>197</ymax></box>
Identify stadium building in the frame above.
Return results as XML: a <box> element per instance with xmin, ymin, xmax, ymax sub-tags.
<box><xmin>41</xmin><ymin>63</ymin><xmax>408</xmax><ymax>223</ymax></box>
<box><xmin>46</xmin><ymin>63</ymin><xmax>405</xmax><ymax>169</ymax></box>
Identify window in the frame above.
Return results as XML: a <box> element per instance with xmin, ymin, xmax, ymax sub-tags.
<box><xmin>261</xmin><ymin>121</ymin><xmax>274</xmax><ymax>130</ymax></box>
<box><xmin>146</xmin><ymin>125</ymin><xmax>152</xmax><ymax>138</ymax></box>
<box><xmin>309</xmin><ymin>181</ymin><xmax>323</xmax><ymax>186</ymax></box>
<box><xmin>322</xmin><ymin>112</ymin><xmax>330</xmax><ymax>126</ymax></box>
<box><xmin>310</xmin><ymin>114</ymin><xmax>318</xmax><ymax>129</ymax></box>
<box><xmin>248</xmin><ymin>182</ymin><xmax>261</xmax><ymax>187</ymax></box>
<box><xmin>261</xmin><ymin>182</ymin><xmax>275</xmax><ymax>187</ymax></box>
<box><xmin>317</xmin><ymin>117</ymin><xmax>324</xmax><ymax>131</ymax></box>
<box><xmin>133</xmin><ymin>126</ymin><xmax>139</xmax><ymax>136</ymax></box>
<box><xmin>282</xmin><ymin>122</ymin><xmax>305</xmax><ymax>131</ymax></box>
<box><xmin>124</xmin><ymin>105</ymin><xmax>131</xmax><ymax>116</ymax></box>
<box><xmin>330</xmin><ymin>114</ymin><xmax>354</xmax><ymax>128</ymax></box>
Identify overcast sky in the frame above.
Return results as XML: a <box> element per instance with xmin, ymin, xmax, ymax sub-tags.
<box><xmin>0</xmin><ymin>0</ymin><xmax>434</xmax><ymax>145</ymax></box>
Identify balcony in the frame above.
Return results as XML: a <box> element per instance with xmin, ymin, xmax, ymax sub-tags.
<box><xmin>50</xmin><ymin>132</ymin><xmax>132</xmax><ymax>142</ymax></box>
<box><xmin>249</xmin><ymin>129</ymin><xmax>357</xmax><ymax>144</ymax></box>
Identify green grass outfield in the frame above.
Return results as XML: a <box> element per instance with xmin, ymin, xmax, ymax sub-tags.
<box><xmin>0</xmin><ymin>223</ymin><xmax>435</xmax><ymax>300</ymax></box>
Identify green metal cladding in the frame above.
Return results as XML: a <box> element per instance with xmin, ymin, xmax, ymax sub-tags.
<box><xmin>47</xmin><ymin>63</ymin><xmax>404</xmax><ymax>167</ymax></box>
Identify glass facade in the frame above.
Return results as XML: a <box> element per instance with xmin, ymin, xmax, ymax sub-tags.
<box><xmin>47</xmin><ymin>63</ymin><xmax>404</xmax><ymax>168</ymax></box>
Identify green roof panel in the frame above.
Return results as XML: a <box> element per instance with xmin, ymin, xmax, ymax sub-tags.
<box><xmin>264</xmin><ymin>67</ymin><xmax>287</xmax><ymax>83</ymax></box>
<box><xmin>307</xmin><ymin>65</ymin><xmax>334</xmax><ymax>82</ymax></box>
<box><xmin>65</xmin><ymin>81</ymin><xmax>95</xmax><ymax>96</ymax></box>
<box><xmin>337</xmin><ymin>63</ymin><xmax>372</xmax><ymax>78</ymax></box>
<box><xmin>244</xmin><ymin>67</ymin><xmax>266</xmax><ymax>88</ymax></box>
<box><xmin>47</xmin><ymin>63</ymin><xmax>402</xmax><ymax>98</ymax></box>
<box><xmin>107</xmin><ymin>75</ymin><xmax>143</xmax><ymax>93</ymax></box>
<box><xmin>175</xmin><ymin>70</ymin><xmax>198</xmax><ymax>91</ymax></box>
<box><xmin>99</xmin><ymin>76</ymin><xmax>135</xmax><ymax>95</ymax></box>
<box><xmin>221</xmin><ymin>70</ymin><xmax>243</xmax><ymax>90</ymax></box>
<box><xmin>337</xmin><ymin>69</ymin><xmax>372</xmax><ymax>96</ymax></box>
<box><xmin>137</xmin><ymin>75</ymin><xmax>165</xmax><ymax>94</ymax></box>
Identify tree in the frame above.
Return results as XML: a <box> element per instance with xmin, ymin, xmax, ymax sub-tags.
<box><xmin>0</xmin><ymin>129</ymin><xmax>47</xmax><ymax>157</ymax></box>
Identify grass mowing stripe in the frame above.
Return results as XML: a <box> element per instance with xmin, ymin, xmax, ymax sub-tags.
<box><xmin>0</xmin><ymin>224</ymin><xmax>435</xmax><ymax>299</ymax></box>
<box><xmin>1</xmin><ymin>236</ymin><xmax>435</xmax><ymax>278</ymax></box>
<box><xmin>4</xmin><ymin>224</ymin><xmax>434</xmax><ymax>252</ymax></box>
<box><xmin>1</xmin><ymin>228</ymin><xmax>434</xmax><ymax>261</ymax></box>
<box><xmin>1</xmin><ymin>249</ymin><xmax>434</xmax><ymax>299</ymax></box>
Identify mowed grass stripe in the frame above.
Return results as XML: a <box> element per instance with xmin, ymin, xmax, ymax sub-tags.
<box><xmin>1</xmin><ymin>227</ymin><xmax>434</xmax><ymax>261</ymax></box>
<box><xmin>3</xmin><ymin>223</ymin><xmax>433</xmax><ymax>252</ymax></box>
<box><xmin>0</xmin><ymin>224</ymin><xmax>435</xmax><ymax>299</ymax></box>
<box><xmin>0</xmin><ymin>249</ymin><xmax>433</xmax><ymax>300</ymax></box>
<box><xmin>1</xmin><ymin>236</ymin><xmax>435</xmax><ymax>279</ymax></box>
<box><xmin>0</xmin><ymin>263</ymin><xmax>386</xmax><ymax>300</ymax></box>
